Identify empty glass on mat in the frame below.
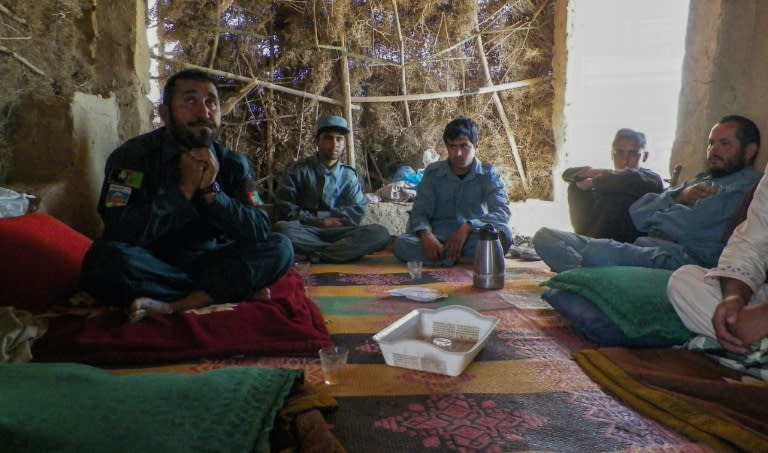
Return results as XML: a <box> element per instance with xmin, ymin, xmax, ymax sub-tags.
<box><xmin>293</xmin><ymin>261</ymin><xmax>311</xmax><ymax>288</ymax></box>
<box><xmin>407</xmin><ymin>261</ymin><xmax>423</xmax><ymax>280</ymax></box>
<box><xmin>318</xmin><ymin>346</ymin><xmax>348</xmax><ymax>385</ymax></box>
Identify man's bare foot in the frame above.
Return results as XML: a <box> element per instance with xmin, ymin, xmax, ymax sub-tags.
<box><xmin>129</xmin><ymin>297</ymin><xmax>173</xmax><ymax>322</ymax></box>
<box><xmin>249</xmin><ymin>287</ymin><xmax>271</xmax><ymax>301</ymax></box>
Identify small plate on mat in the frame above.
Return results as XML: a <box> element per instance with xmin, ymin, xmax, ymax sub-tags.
<box><xmin>388</xmin><ymin>287</ymin><xmax>448</xmax><ymax>302</ymax></box>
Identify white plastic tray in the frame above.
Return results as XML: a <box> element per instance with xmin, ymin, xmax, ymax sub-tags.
<box><xmin>372</xmin><ymin>305</ymin><xmax>499</xmax><ymax>376</ymax></box>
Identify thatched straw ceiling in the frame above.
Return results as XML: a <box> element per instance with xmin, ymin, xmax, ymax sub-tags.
<box><xmin>153</xmin><ymin>0</ymin><xmax>555</xmax><ymax>200</ymax></box>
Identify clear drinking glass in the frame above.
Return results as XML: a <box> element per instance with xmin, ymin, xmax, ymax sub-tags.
<box><xmin>318</xmin><ymin>346</ymin><xmax>348</xmax><ymax>385</ymax></box>
<box><xmin>293</xmin><ymin>261</ymin><xmax>311</xmax><ymax>288</ymax></box>
<box><xmin>407</xmin><ymin>261</ymin><xmax>423</xmax><ymax>280</ymax></box>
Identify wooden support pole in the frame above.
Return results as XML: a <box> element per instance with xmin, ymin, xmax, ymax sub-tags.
<box><xmin>391</xmin><ymin>0</ymin><xmax>411</xmax><ymax>126</ymax></box>
<box><xmin>161</xmin><ymin>56</ymin><xmax>543</xmax><ymax>111</ymax></box>
<box><xmin>351</xmin><ymin>77</ymin><xmax>546</xmax><ymax>103</ymax></box>
<box><xmin>220</xmin><ymin>79</ymin><xmax>259</xmax><ymax>115</ymax></box>
<box><xmin>0</xmin><ymin>45</ymin><xmax>49</xmax><ymax>79</ymax></box>
<box><xmin>163</xmin><ymin>58</ymin><xmax>361</xmax><ymax>110</ymax></box>
<box><xmin>266</xmin><ymin>59</ymin><xmax>276</xmax><ymax>202</ymax></box>
<box><xmin>265</xmin><ymin>108</ymin><xmax>274</xmax><ymax>201</ymax></box>
<box><xmin>340</xmin><ymin>34</ymin><xmax>356</xmax><ymax>168</ymax></box>
<box><xmin>0</xmin><ymin>3</ymin><xmax>27</xmax><ymax>25</ymax></box>
<box><xmin>208</xmin><ymin>0</ymin><xmax>221</xmax><ymax>69</ymax></box>
<box><xmin>474</xmin><ymin>28</ymin><xmax>530</xmax><ymax>193</ymax></box>
<box><xmin>264</xmin><ymin>18</ymin><xmax>281</xmax><ymax>203</ymax></box>
<box><xmin>368</xmin><ymin>149</ymin><xmax>386</xmax><ymax>186</ymax></box>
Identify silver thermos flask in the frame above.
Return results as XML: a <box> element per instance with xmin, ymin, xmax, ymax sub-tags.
<box><xmin>473</xmin><ymin>224</ymin><xmax>505</xmax><ymax>289</ymax></box>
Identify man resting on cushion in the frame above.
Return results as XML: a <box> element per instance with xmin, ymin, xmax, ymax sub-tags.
<box><xmin>79</xmin><ymin>69</ymin><xmax>293</xmax><ymax>321</ymax></box>
<box><xmin>668</xmin><ymin>169</ymin><xmax>768</xmax><ymax>355</ymax></box>
<box><xmin>533</xmin><ymin>115</ymin><xmax>763</xmax><ymax>272</ymax></box>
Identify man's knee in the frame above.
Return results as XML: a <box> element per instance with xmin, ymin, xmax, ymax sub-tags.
<box><xmin>667</xmin><ymin>265</ymin><xmax>706</xmax><ymax>306</ymax></box>
<box><xmin>80</xmin><ymin>240</ymin><xmax>150</xmax><ymax>304</ymax></box>
<box><xmin>271</xmin><ymin>232</ymin><xmax>295</xmax><ymax>267</ymax></box>
<box><xmin>82</xmin><ymin>240</ymin><xmax>136</xmax><ymax>276</ymax></box>
<box><xmin>532</xmin><ymin>227</ymin><xmax>573</xmax><ymax>255</ymax></box>
<box><xmin>213</xmin><ymin>234</ymin><xmax>294</xmax><ymax>301</ymax></box>
<box><xmin>667</xmin><ymin>264</ymin><xmax>718</xmax><ymax>336</ymax></box>
<box><xmin>242</xmin><ymin>233</ymin><xmax>293</xmax><ymax>264</ymax></box>
<box><xmin>361</xmin><ymin>224</ymin><xmax>391</xmax><ymax>249</ymax></box>
<box><xmin>532</xmin><ymin>227</ymin><xmax>557</xmax><ymax>248</ymax></box>
<box><xmin>393</xmin><ymin>234</ymin><xmax>419</xmax><ymax>262</ymax></box>
<box><xmin>533</xmin><ymin>227</ymin><xmax>591</xmax><ymax>272</ymax></box>
<box><xmin>272</xmin><ymin>220</ymin><xmax>300</xmax><ymax>235</ymax></box>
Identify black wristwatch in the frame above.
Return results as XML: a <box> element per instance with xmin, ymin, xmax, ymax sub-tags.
<box><xmin>199</xmin><ymin>181</ymin><xmax>221</xmax><ymax>196</ymax></box>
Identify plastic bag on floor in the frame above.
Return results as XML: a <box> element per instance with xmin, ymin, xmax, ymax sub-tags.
<box><xmin>0</xmin><ymin>187</ymin><xmax>29</xmax><ymax>218</ymax></box>
<box><xmin>375</xmin><ymin>181</ymin><xmax>417</xmax><ymax>202</ymax></box>
<box><xmin>392</xmin><ymin>166</ymin><xmax>421</xmax><ymax>185</ymax></box>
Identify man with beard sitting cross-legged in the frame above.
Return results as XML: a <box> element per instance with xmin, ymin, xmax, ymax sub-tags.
<box><xmin>79</xmin><ymin>69</ymin><xmax>293</xmax><ymax>322</ymax></box>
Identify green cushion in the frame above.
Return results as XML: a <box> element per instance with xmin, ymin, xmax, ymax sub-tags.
<box><xmin>0</xmin><ymin>363</ymin><xmax>303</xmax><ymax>453</ymax></box>
<box><xmin>541</xmin><ymin>266</ymin><xmax>693</xmax><ymax>342</ymax></box>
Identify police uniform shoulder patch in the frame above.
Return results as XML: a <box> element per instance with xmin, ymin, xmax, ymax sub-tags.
<box><xmin>104</xmin><ymin>167</ymin><xmax>143</xmax><ymax>208</ymax></box>
<box><xmin>105</xmin><ymin>184</ymin><xmax>131</xmax><ymax>207</ymax></box>
<box><xmin>110</xmin><ymin>168</ymin><xmax>144</xmax><ymax>189</ymax></box>
<box><xmin>247</xmin><ymin>191</ymin><xmax>264</xmax><ymax>207</ymax></box>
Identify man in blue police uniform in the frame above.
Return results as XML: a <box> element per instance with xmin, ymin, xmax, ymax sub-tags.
<box><xmin>273</xmin><ymin>115</ymin><xmax>390</xmax><ymax>263</ymax></box>
<box><xmin>392</xmin><ymin>116</ymin><xmax>513</xmax><ymax>266</ymax></box>
<box><xmin>79</xmin><ymin>69</ymin><xmax>293</xmax><ymax>321</ymax></box>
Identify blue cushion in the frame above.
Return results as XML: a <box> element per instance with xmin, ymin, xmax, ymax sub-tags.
<box><xmin>541</xmin><ymin>266</ymin><xmax>693</xmax><ymax>343</ymax></box>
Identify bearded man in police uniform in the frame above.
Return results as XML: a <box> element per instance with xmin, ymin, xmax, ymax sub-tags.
<box><xmin>79</xmin><ymin>69</ymin><xmax>293</xmax><ymax>321</ymax></box>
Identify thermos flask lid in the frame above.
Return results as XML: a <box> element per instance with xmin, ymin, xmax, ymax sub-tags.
<box><xmin>479</xmin><ymin>224</ymin><xmax>498</xmax><ymax>240</ymax></box>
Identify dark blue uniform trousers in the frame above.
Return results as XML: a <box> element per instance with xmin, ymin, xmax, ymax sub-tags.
<box><xmin>79</xmin><ymin>233</ymin><xmax>294</xmax><ymax>306</ymax></box>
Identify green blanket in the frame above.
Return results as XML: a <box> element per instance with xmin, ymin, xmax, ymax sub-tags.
<box><xmin>0</xmin><ymin>363</ymin><xmax>303</xmax><ymax>453</ymax></box>
<box><xmin>542</xmin><ymin>266</ymin><xmax>693</xmax><ymax>342</ymax></box>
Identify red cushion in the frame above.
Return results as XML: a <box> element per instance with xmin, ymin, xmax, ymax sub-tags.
<box><xmin>33</xmin><ymin>270</ymin><xmax>332</xmax><ymax>364</ymax></box>
<box><xmin>0</xmin><ymin>213</ymin><xmax>92</xmax><ymax>312</ymax></box>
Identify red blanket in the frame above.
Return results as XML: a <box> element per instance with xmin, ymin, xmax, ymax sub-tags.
<box><xmin>33</xmin><ymin>270</ymin><xmax>332</xmax><ymax>365</ymax></box>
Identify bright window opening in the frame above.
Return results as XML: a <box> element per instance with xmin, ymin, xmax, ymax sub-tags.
<box><xmin>562</xmin><ymin>0</ymin><xmax>690</xmax><ymax>187</ymax></box>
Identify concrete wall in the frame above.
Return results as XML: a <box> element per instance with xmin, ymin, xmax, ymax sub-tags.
<box><xmin>3</xmin><ymin>0</ymin><xmax>151</xmax><ymax>237</ymax></box>
<box><xmin>7</xmin><ymin>94</ymin><xmax>120</xmax><ymax>238</ymax></box>
<box><xmin>671</xmin><ymin>0</ymin><xmax>768</xmax><ymax>182</ymax></box>
<box><xmin>92</xmin><ymin>0</ymin><xmax>152</xmax><ymax>142</ymax></box>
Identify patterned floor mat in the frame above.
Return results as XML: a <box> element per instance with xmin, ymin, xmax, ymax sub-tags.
<box><xmin>117</xmin><ymin>250</ymin><xmax>708</xmax><ymax>452</ymax></box>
